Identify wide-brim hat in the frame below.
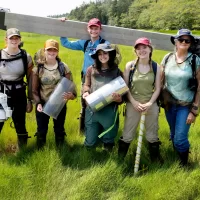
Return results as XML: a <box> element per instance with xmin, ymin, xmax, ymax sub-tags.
<box><xmin>91</xmin><ymin>43</ymin><xmax>116</xmax><ymax>59</ymax></box>
<box><xmin>170</xmin><ymin>29</ymin><xmax>195</xmax><ymax>45</ymax></box>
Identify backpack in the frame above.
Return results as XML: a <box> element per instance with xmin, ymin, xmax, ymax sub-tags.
<box><xmin>129</xmin><ymin>60</ymin><xmax>158</xmax><ymax>88</ymax></box>
<box><xmin>84</xmin><ymin>39</ymin><xmax>122</xmax><ymax>65</ymax></box>
<box><xmin>191</xmin><ymin>37</ymin><xmax>200</xmax><ymax>57</ymax></box>
<box><xmin>37</xmin><ymin>60</ymin><xmax>66</xmax><ymax>77</ymax></box>
<box><xmin>163</xmin><ymin>52</ymin><xmax>198</xmax><ymax>92</ymax></box>
<box><xmin>0</xmin><ymin>49</ymin><xmax>28</xmax><ymax>80</ymax></box>
<box><xmin>34</xmin><ymin>48</ymin><xmax>65</xmax><ymax>77</ymax></box>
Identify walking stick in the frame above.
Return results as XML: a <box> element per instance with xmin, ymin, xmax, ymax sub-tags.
<box><xmin>134</xmin><ymin>112</ymin><xmax>146</xmax><ymax>175</ymax></box>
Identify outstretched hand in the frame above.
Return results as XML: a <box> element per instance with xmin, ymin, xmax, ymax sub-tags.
<box><xmin>60</xmin><ymin>17</ymin><xmax>67</xmax><ymax>22</ymax></box>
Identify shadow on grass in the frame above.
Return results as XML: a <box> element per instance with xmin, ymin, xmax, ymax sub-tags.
<box><xmin>56</xmin><ymin>141</ymin><xmax>112</xmax><ymax>170</ymax></box>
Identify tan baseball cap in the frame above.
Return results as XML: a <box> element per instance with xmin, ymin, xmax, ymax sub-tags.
<box><xmin>6</xmin><ymin>28</ymin><xmax>21</xmax><ymax>39</ymax></box>
<box><xmin>44</xmin><ymin>39</ymin><xmax>59</xmax><ymax>51</ymax></box>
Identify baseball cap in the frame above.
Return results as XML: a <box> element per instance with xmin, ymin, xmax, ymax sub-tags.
<box><xmin>44</xmin><ymin>39</ymin><xmax>59</xmax><ymax>51</ymax></box>
<box><xmin>170</xmin><ymin>29</ymin><xmax>195</xmax><ymax>45</ymax></box>
<box><xmin>6</xmin><ymin>28</ymin><xmax>21</xmax><ymax>39</ymax></box>
<box><xmin>91</xmin><ymin>43</ymin><xmax>116</xmax><ymax>59</ymax></box>
<box><xmin>88</xmin><ymin>18</ymin><xmax>102</xmax><ymax>28</ymax></box>
<box><xmin>134</xmin><ymin>37</ymin><xmax>152</xmax><ymax>48</ymax></box>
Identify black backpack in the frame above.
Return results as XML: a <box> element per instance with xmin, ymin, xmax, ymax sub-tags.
<box><xmin>0</xmin><ymin>49</ymin><xmax>28</xmax><ymax>78</ymax></box>
<box><xmin>37</xmin><ymin>60</ymin><xmax>66</xmax><ymax>77</ymax></box>
<box><xmin>83</xmin><ymin>38</ymin><xmax>106</xmax><ymax>53</ymax></box>
<box><xmin>163</xmin><ymin>52</ymin><xmax>198</xmax><ymax>92</ymax></box>
<box><xmin>191</xmin><ymin>37</ymin><xmax>200</xmax><ymax>57</ymax></box>
<box><xmin>129</xmin><ymin>60</ymin><xmax>158</xmax><ymax>88</ymax></box>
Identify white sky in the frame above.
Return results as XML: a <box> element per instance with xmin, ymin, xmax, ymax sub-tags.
<box><xmin>1</xmin><ymin>0</ymin><xmax>92</xmax><ymax>17</ymax></box>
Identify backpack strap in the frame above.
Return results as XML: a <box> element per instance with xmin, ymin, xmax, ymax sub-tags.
<box><xmin>164</xmin><ymin>52</ymin><xmax>173</xmax><ymax>67</ymax></box>
<box><xmin>128</xmin><ymin>61</ymin><xmax>136</xmax><ymax>88</ymax></box>
<box><xmin>37</xmin><ymin>61</ymin><xmax>65</xmax><ymax>77</ymax></box>
<box><xmin>83</xmin><ymin>39</ymin><xmax>90</xmax><ymax>53</ymax></box>
<box><xmin>20</xmin><ymin>49</ymin><xmax>28</xmax><ymax>78</ymax></box>
<box><xmin>152</xmin><ymin>60</ymin><xmax>157</xmax><ymax>86</ymax></box>
<box><xmin>191</xmin><ymin>54</ymin><xmax>196</xmax><ymax>79</ymax></box>
<box><xmin>83</xmin><ymin>37</ymin><xmax>106</xmax><ymax>53</ymax></box>
<box><xmin>58</xmin><ymin>61</ymin><xmax>65</xmax><ymax>77</ymax></box>
<box><xmin>0</xmin><ymin>49</ymin><xmax>28</xmax><ymax>78</ymax></box>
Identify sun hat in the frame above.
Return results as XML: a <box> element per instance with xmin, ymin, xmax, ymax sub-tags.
<box><xmin>44</xmin><ymin>39</ymin><xmax>59</xmax><ymax>51</ymax></box>
<box><xmin>134</xmin><ymin>37</ymin><xmax>152</xmax><ymax>48</ymax></box>
<box><xmin>91</xmin><ymin>43</ymin><xmax>116</xmax><ymax>59</ymax></box>
<box><xmin>6</xmin><ymin>28</ymin><xmax>21</xmax><ymax>39</ymax></box>
<box><xmin>170</xmin><ymin>29</ymin><xmax>195</xmax><ymax>45</ymax></box>
<box><xmin>88</xmin><ymin>18</ymin><xmax>102</xmax><ymax>28</ymax></box>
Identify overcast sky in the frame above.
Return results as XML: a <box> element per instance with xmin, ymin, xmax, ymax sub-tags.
<box><xmin>1</xmin><ymin>0</ymin><xmax>93</xmax><ymax>17</ymax></box>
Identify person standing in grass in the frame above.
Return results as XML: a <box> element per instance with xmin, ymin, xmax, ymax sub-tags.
<box><xmin>60</xmin><ymin>18</ymin><xmax>109</xmax><ymax>133</ymax></box>
<box><xmin>32</xmin><ymin>39</ymin><xmax>77</xmax><ymax>149</ymax></box>
<box><xmin>161</xmin><ymin>29</ymin><xmax>200</xmax><ymax>166</ymax></box>
<box><xmin>0</xmin><ymin>28</ymin><xmax>33</xmax><ymax>149</ymax></box>
<box><xmin>82</xmin><ymin>43</ymin><xmax>123</xmax><ymax>151</ymax></box>
<box><xmin>118</xmin><ymin>37</ymin><xmax>162</xmax><ymax>162</ymax></box>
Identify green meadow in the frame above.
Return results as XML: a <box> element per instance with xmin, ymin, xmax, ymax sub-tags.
<box><xmin>1</xmin><ymin>30</ymin><xmax>200</xmax><ymax>200</ymax></box>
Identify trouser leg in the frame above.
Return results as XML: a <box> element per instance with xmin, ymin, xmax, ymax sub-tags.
<box><xmin>11</xmin><ymin>87</ymin><xmax>29</xmax><ymax>149</ymax></box>
<box><xmin>84</xmin><ymin>107</ymin><xmax>101</xmax><ymax>148</ymax></box>
<box><xmin>53</xmin><ymin>105</ymin><xmax>66</xmax><ymax>147</ymax></box>
<box><xmin>79</xmin><ymin>73</ymin><xmax>86</xmax><ymax>133</ymax></box>
<box><xmin>0</xmin><ymin>122</ymin><xmax>4</xmax><ymax>133</ymax></box>
<box><xmin>118</xmin><ymin>139</ymin><xmax>130</xmax><ymax>158</ymax></box>
<box><xmin>178</xmin><ymin>149</ymin><xmax>189</xmax><ymax>166</ymax></box>
<box><xmin>35</xmin><ymin>109</ymin><xmax>49</xmax><ymax>149</ymax></box>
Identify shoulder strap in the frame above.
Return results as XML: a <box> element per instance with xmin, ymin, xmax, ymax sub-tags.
<box><xmin>100</xmin><ymin>38</ymin><xmax>106</xmax><ymax>44</ymax></box>
<box><xmin>191</xmin><ymin>54</ymin><xmax>196</xmax><ymax>79</ymax></box>
<box><xmin>58</xmin><ymin>61</ymin><xmax>65</xmax><ymax>77</ymax></box>
<box><xmin>0</xmin><ymin>49</ymin><xmax>28</xmax><ymax>78</ymax></box>
<box><xmin>152</xmin><ymin>60</ymin><xmax>157</xmax><ymax>86</ymax></box>
<box><xmin>20</xmin><ymin>49</ymin><xmax>28</xmax><ymax>77</ymax></box>
<box><xmin>128</xmin><ymin>61</ymin><xmax>136</xmax><ymax>88</ymax></box>
<box><xmin>164</xmin><ymin>52</ymin><xmax>173</xmax><ymax>66</ymax></box>
<box><xmin>84</xmin><ymin>39</ymin><xmax>90</xmax><ymax>53</ymax></box>
<box><xmin>84</xmin><ymin>38</ymin><xmax>106</xmax><ymax>53</ymax></box>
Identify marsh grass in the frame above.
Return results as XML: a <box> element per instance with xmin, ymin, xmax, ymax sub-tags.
<box><xmin>0</xmin><ymin>30</ymin><xmax>200</xmax><ymax>200</ymax></box>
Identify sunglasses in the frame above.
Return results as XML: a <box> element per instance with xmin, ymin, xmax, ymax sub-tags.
<box><xmin>177</xmin><ymin>38</ymin><xmax>191</xmax><ymax>44</ymax></box>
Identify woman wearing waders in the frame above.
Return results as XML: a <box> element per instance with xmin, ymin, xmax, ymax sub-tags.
<box><xmin>0</xmin><ymin>28</ymin><xmax>33</xmax><ymax>149</ymax></box>
<box><xmin>161</xmin><ymin>29</ymin><xmax>200</xmax><ymax>166</ymax></box>
<box><xmin>32</xmin><ymin>39</ymin><xmax>76</xmax><ymax>149</ymax></box>
<box><xmin>118</xmin><ymin>37</ymin><xmax>162</xmax><ymax>162</ymax></box>
<box><xmin>82</xmin><ymin>43</ymin><xmax>123</xmax><ymax>151</ymax></box>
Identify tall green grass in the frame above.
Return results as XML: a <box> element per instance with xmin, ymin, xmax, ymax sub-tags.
<box><xmin>0</xmin><ymin>30</ymin><xmax>200</xmax><ymax>200</ymax></box>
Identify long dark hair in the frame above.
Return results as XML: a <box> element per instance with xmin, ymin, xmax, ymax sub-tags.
<box><xmin>94</xmin><ymin>50</ymin><xmax>117</xmax><ymax>70</ymax></box>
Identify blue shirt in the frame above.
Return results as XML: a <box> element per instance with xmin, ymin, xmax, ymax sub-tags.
<box><xmin>60</xmin><ymin>37</ymin><xmax>109</xmax><ymax>75</ymax></box>
<box><xmin>161</xmin><ymin>52</ymin><xmax>200</xmax><ymax>103</ymax></box>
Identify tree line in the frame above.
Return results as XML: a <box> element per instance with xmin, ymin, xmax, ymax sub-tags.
<box><xmin>49</xmin><ymin>0</ymin><xmax>200</xmax><ymax>30</ymax></box>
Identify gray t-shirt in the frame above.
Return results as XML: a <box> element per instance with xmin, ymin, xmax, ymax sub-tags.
<box><xmin>0</xmin><ymin>49</ymin><xmax>32</xmax><ymax>81</ymax></box>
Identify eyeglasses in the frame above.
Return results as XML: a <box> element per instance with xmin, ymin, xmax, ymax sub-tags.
<box><xmin>177</xmin><ymin>38</ymin><xmax>191</xmax><ymax>44</ymax></box>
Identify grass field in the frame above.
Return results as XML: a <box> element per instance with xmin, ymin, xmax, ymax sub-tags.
<box><xmin>1</xmin><ymin>30</ymin><xmax>200</xmax><ymax>200</ymax></box>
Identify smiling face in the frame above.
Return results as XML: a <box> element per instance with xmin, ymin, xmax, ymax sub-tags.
<box><xmin>45</xmin><ymin>48</ymin><xmax>58</xmax><ymax>60</ymax></box>
<box><xmin>97</xmin><ymin>50</ymin><xmax>110</xmax><ymax>64</ymax></box>
<box><xmin>5</xmin><ymin>35</ymin><xmax>21</xmax><ymax>49</ymax></box>
<box><xmin>135</xmin><ymin>44</ymin><xmax>152</xmax><ymax>59</ymax></box>
<box><xmin>175</xmin><ymin>35</ymin><xmax>192</xmax><ymax>51</ymax></box>
<box><xmin>87</xmin><ymin>25</ymin><xmax>101</xmax><ymax>40</ymax></box>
